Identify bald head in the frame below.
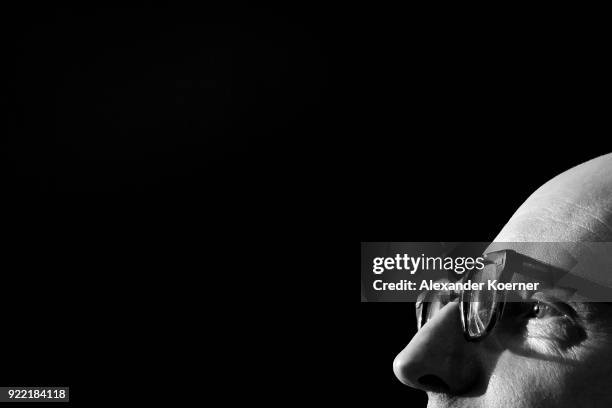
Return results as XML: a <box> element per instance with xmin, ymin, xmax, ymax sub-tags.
<box><xmin>486</xmin><ymin>152</ymin><xmax>612</xmax><ymax>288</ymax></box>
<box><xmin>494</xmin><ymin>153</ymin><xmax>612</xmax><ymax>243</ymax></box>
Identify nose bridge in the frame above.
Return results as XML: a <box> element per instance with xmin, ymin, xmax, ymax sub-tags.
<box><xmin>393</xmin><ymin>301</ymin><xmax>478</xmax><ymax>393</ymax></box>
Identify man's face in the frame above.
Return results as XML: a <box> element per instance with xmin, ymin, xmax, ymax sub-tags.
<box><xmin>394</xmin><ymin>297</ymin><xmax>612</xmax><ymax>407</ymax></box>
<box><xmin>393</xmin><ymin>153</ymin><xmax>612</xmax><ymax>406</ymax></box>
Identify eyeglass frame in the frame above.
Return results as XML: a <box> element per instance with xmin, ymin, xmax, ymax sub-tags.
<box><xmin>415</xmin><ymin>249</ymin><xmax>570</xmax><ymax>342</ymax></box>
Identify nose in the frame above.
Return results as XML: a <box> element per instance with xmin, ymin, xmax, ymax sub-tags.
<box><xmin>393</xmin><ymin>301</ymin><xmax>480</xmax><ymax>394</ymax></box>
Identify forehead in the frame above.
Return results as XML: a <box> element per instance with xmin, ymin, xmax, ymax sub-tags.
<box><xmin>493</xmin><ymin>204</ymin><xmax>612</xmax><ymax>243</ymax></box>
<box><xmin>484</xmin><ymin>243</ymin><xmax>612</xmax><ymax>301</ymax></box>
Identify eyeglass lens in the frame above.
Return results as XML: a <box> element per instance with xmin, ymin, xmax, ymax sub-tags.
<box><xmin>417</xmin><ymin>261</ymin><xmax>504</xmax><ymax>338</ymax></box>
<box><xmin>463</xmin><ymin>263</ymin><xmax>502</xmax><ymax>337</ymax></box>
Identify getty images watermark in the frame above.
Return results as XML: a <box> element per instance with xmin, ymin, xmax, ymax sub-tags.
<box><xmin>361</xmin><ymin>242</ymin><xmax>612</xmax><ymax>302</ymax></box>
<box><xmin>370</xmin><ymin>252</ymin><xmax>540</xmax><ymax>292</ymax></box>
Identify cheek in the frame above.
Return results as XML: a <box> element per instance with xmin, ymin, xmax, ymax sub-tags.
<box><xmin>560</xmin><ymin>346</ymin><xmax>612</xmax><ymax>405</ymax></box>
<box><xmin>487</xmin><ymin>348</ymin><xmax>612</xmax><ymax>408</ymax></box>
<box><xmin>485</xmin><ymin>352</ymin><xmax>571</xmax><ymax>408</ymax></box>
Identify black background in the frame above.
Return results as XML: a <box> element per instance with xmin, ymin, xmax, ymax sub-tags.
<box><xmin>6</xmin><ymin>2</ymin><xmax>335</xmax><ymax>405</ymax></box>
<box><xmin>5</xmin><ymin>2</ymin><xmax>612</xmax><ymax>406</ymax></box>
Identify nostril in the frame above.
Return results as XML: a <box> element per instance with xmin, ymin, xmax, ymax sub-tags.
<box><xmin>418</xmin><ymin>375</ymin><xmax>450</xmax><ymax>393</ymax></box>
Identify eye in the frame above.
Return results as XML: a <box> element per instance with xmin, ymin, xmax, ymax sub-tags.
<box><xmin>529</xmin><ymin>301</ymin><xmax>563</xmax><ymax>319</ymax></box>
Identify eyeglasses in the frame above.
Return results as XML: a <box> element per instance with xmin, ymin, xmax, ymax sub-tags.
<box><xmin>415</xmin><ymin>249</ymin><xmax>568</xmax><ymax>342</ymax></box>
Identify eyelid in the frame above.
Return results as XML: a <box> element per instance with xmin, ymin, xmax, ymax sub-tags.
<box><xmin>531</xmin><ymin>292</ymin><xmax>578</xmax><ymax>322</ymax></box>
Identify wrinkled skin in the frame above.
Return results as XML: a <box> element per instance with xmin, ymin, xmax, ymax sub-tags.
<box><xmin>393</xmin><ymin>153</ymin><xmax>612</xmax><ymax>408</ymax></box>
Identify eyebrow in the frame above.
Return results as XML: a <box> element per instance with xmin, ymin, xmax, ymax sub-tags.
<box><xmin>508</xmin><ymin>272</ymin><xmax>582</xmax><ymax>301</ymax></box>
<box><xmin>530</xmin><ymin>292</ymin><xmax>612</xmax><ymax>327</ymax></box>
